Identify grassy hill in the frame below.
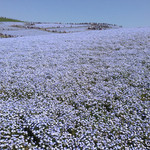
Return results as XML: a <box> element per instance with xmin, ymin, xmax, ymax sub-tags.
<box><xmin>0</xmin><ymin>17</ymin><xmax>23</xmax><ymax>22</ymax></box>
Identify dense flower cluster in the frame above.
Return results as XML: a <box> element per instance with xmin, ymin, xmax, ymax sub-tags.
<box><xmin>0</xmin><ymin>26</ymin><xmax>150</xmax><ymax>149</ymax></box>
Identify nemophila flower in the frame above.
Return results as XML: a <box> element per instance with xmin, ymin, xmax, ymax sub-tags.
<box><xmin>0</xmin><ymin>25</ymin><xmax>150</xmax><ymax>149</ymax></box>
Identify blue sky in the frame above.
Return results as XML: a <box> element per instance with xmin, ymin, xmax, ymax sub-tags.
<box><xmin>0</xmin><ymin>0</ymin><xmax>150</xmax><ymax>27</ymax></box>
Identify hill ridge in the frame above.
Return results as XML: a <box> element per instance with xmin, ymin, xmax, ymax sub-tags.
<box><xmin>0</xmin><ymin>17</ymin><xmax>23</xmax><ymax>22</ymax></box>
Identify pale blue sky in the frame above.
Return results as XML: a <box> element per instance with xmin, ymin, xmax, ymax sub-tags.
<box><xmin>0</xmin><ymin>0</ymin><xmax>150</xmax><ymax>27</ymax></box>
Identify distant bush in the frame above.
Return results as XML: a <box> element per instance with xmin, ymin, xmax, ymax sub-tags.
<box><xmin>0</xmin><ymin>33</ymin><xmax>16</xmax><ymax>38</ymax></box>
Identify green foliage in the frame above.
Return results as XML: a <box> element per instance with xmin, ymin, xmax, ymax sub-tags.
<box><xmin>0</xmin><ymin>17</ymin><xmax>23</xmax><ymax>22</ymax></box>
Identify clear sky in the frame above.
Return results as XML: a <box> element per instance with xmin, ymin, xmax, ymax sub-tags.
<box><xmin>0</xmin><ymin>0</ymin><xmax>150</xmax><ymax>27</ymax></box>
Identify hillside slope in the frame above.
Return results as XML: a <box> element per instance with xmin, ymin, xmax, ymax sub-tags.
<box><xmin>0</xmin><ymin>27</ymin><xmax>150</xmax><ymax>149</ymax></box>
<box><xmin>0</xmin><ymin>17</ymin><xmax>23</xmax><ymax>22</ymax></box>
